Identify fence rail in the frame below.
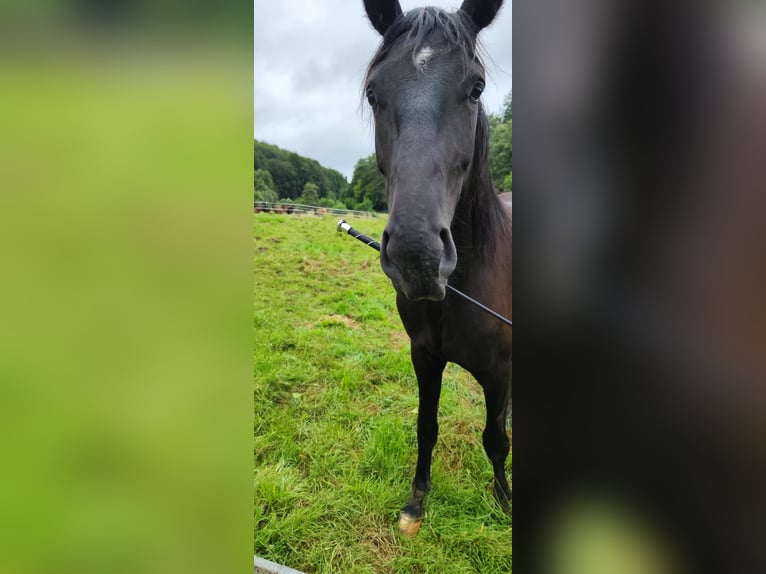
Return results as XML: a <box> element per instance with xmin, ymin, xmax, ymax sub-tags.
<box><xmin>254</xmin><ymin>201</ymin><xmax>379</xmax><ymax>218</ymax></box>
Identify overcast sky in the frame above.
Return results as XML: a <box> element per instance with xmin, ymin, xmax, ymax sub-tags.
<box><xmin>254</xmin><ymin>0</ymin><xmax>512</xmax><ymax>180</ymax></box>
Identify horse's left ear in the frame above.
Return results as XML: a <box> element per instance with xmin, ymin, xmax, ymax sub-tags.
<box><xmin>459</xmin><ymin>0</ymin><xmax>503</xmax><ymax>31</ymax></box>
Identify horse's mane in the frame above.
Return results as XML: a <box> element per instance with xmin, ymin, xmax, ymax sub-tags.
<box><xmin>364</xmin><ymin>6</ymin><xmax>510</xmax><ymax>261</ymax></box>
<box><xmin>458</xmin><ymin>105</ymin><xmax>512</xmax><ymax>262</ymax></box>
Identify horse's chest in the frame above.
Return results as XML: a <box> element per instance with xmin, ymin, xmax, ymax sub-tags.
<box><xmin>397</xmin><ymin>296</ymin><xmax>511</xmax><ymax>372</ymax></box>
<box><xmin>440</xmin><ymin>318</ymin><xmax>507</xmax><ymax>372</ymax></box>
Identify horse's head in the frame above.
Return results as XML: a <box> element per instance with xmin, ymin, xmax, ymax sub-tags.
<box><xmin>363</xmin><ymin>0</ymin><xmax>502</xmax><ymax>301</ymax></box>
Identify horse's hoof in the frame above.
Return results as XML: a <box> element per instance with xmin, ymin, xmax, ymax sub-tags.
<box><xmin>495</xmin><ymin>485</ymin><xmax>512</xmax><ymax>514</ymax></box>
<box><xmin>398</xmin><ymin>512</ymin><xmax>423</xmax><ymax>537</ymax></box>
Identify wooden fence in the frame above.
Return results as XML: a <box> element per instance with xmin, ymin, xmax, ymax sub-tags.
<box><xmin>254</xmin><ymin>202</ymin><xmax>379</xmax><ymax>218</ymax></box>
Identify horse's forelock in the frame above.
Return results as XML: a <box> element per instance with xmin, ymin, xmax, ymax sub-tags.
<box><xmin>363</xmin><ymin>7</ymin><xmax>483</xmax><ymax>94</ymax></box>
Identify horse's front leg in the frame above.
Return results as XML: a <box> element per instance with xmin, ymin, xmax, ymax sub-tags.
<box><xmin>399</xmin><ymin>345</ymin><xmax>445</xmax><ymax>536</ymax></box>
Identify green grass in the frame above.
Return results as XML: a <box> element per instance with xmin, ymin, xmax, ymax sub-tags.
<box><xmin>254</xmin><ymin>213</ymin><xmax>511</xmax><ymax>573</ymax></box>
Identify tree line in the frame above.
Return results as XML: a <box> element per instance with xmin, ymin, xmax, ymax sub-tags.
<box><xmin>254</xmin><ymin>140</ymin><xmax>350</xmax><ymax>208</ymax></box>
<box><xmin>255</xmin><ymin>92</ymin><xmax>511</xmax><ymax>212</ymax></box>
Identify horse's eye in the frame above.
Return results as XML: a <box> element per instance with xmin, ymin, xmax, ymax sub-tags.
<box><xmin>365</xmin><ymin>87</ymin><xmax>377</xmax><ymax>107</ymax></box>
<box><xmin>469</xmin><ymin>80</ymin><xmax>485</xmax><ymax>103</ymax></box>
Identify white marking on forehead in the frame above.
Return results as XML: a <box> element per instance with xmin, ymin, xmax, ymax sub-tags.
<box><xmin>413</xmin><ymin>46</ymin><xmax>435</xmax><ymax>71</ymax></box>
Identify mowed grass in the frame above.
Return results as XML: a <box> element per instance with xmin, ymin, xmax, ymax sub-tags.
<box><xmin>254</xmin><ymin>213</ymin><xmax>511</xmax><ymax>573</ymax></box>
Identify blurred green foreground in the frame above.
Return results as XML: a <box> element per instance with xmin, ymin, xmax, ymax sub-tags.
<box><xmin>0</xmin><ymin>4</ymin><xmax>253</xmax><ymax>572</ymax></box>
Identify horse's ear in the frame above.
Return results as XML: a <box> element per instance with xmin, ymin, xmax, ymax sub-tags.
<box><xmin>363</xmin><ymin>0</ymin><xmax>403</xmax><ymax>36</ymax></box>
<box><xmin>459</xmin><ymin>0</ymin><xmax>503</xmax><ymax>31</ymax></box>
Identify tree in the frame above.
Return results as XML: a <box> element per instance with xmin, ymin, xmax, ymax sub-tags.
<box><xmin>487</xmin><ymin>91</ymin><xmax>512</xmax><ymax>192</ymax></box>
<box><xmin>489</xmin><ymin>119</ymin><xmax>512</xmax><ymax>192</ymax></box>
<box><xmin>266</xmin><ymin>159</ymin><xmax>301</xmax><ymax>199</ymax></box>
<box><xmin>254</xmin><ymin>140</ymin><xmax>350</xmax><ymax>201</ymax></box>
<box><xmin>503</xmin><ymin>171</ymin><xmax>512</xmax><ymax>192</ymax></box>
<box><xmin>299</xmin><ymin>182</ymin><xmax>319</xmax><ymax>205</ymax></box>
<box><xmin>254</xmin><ymin>168</ymin><xmax>278</xmax><ymax>202</ymax></box>
<box><xmin>501</xmin><ymin>91</ymin><xmax>512</xmax><ymax>123</ymax></box>
<box><xmin>355</xmin><ymin>198</ymin><xmax>374</xmax><ymax>213</ymax></box>
<box><xmin>350</xmin><ymin>155</ymin><xmax>387</xmax><ymax>211</ymax></box>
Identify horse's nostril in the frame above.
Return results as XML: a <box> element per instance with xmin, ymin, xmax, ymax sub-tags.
<box><xmin>381</xmin><ymin>230</ymin><xmax>391</xmax><ymax>259</ymax></box>
<box><xmin>439</xmin><ymin>228</ymin><xmax>454</xmax><ymax>257</ymax></box>
<box><xmin>439</xmin><ymin>228</ymin><xmax>458</xmax><ymax>279</ymax></box>
<box><xmin>380</xmin><ymin>229</ymin><xmax>397</xmax><ymax>275</ymax></box>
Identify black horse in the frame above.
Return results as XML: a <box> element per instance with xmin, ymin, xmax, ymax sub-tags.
<box><xmin>362</xmin><ymin>0</ymin><xmax>511</xmax><ymax>535</ymax></box>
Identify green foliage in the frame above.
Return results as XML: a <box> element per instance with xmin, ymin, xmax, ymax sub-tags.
<box><xmin>355</xmin><ymin>197</ymin><xmax>375</xmax><ymax>213</ymax></box>
<box><xmin>488</xmin><ymin>91</ymin><xmax>512</xmax><ymax>193</ymax></box>
<box><xmin>502</xmin><ymin>91</ymin><xmax>512</xmax><ymax>123</ymax></box>
<box><xmin>254</xmin><ymin>214</ymin><xmax>512</xmax><ymax>573</ymax></box>
<box><xmin>350</xmin><ymin>154</ymin><xmax>387</xmax><ymax>212</ymax></box>
<box><xmin>299</xmin><ymin>181</ymin><xmax>320</xmax><ymax>206</ymax></box>
<box><xmin>265</xmin><ymin>158</ymin><xmax>301</xmax><ymax>200</ymax></box>
<box><xmin>487</xmin><ymin>119</ymin><xmax>512</xmax><ymax>192</ymax></box>
<box><xmin>254</xmin><ymin>168</ymin><xmax>278</xmax><ymax>203</ymax></box>
<box><xmin>254</xmin><ymin>140</ymin><xmax>349</xmax><ymax>201</ymax></box>
<box><xmin>503</xmin><ymin>171</ymin><xmax>512</xmax><ymax>192</ymax></box>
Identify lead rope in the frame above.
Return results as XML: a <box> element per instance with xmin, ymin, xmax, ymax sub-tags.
<box><xmin>337</xmin><ymin>219</ymin><xmax>512</xmax><ymax>328</ymax></box>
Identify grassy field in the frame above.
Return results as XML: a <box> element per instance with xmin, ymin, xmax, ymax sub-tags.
<box><xmin>254</xmin><ymin>213</ymin><xmax>511</xmax><ymax>573</ymax></box>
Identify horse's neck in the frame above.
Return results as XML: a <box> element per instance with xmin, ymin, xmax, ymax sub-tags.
<box><xmin>451</xmin><ymin>179</ymin><xmax>509</xmax><ymax>269</ymax></box>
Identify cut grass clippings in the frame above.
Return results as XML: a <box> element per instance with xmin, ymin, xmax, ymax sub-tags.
<box><xmin>255</xmin><ymin>213</ymin><xmax>511</xmax><ymax>573</ymax></box>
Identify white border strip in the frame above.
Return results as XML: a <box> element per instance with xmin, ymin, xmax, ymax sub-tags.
<box><xmin>254</xmin><ymin>555</ymin><xmax>305</xmax><ymax>574</ymax></box>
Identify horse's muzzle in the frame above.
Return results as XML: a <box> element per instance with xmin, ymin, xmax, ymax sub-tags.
<box><xmin>380</xmin><ymin>226</ymin><xmax>457</xmax><ymax>301</ymax></box>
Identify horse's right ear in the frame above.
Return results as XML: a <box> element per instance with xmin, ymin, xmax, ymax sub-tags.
<box><xmin>363</xmin><ymin>0</ymin><xmax>403</xmax><ymax>36</ymax></box>
<box><xmin>459</xmin><ymin>0</ymin><xmax>503</xmax><ymax>31</ymax></box>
